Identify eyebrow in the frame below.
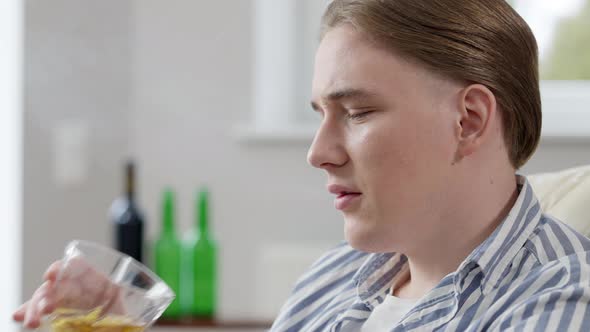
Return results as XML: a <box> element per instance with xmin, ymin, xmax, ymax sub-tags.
<box><xmin>310</xmin><ymin>88</ymin><xmax>377</xmax><ymax>111</ymax></box>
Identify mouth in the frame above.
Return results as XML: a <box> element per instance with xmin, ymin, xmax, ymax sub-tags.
<box><xmin>327</xmin><ymin>184</ymin><xmax>362</xmax><ymax>211</ymax></box>
<box><xmin>334</xmin><ymin>192</ymin><xmax>362</xmax><ymax>210</ymax></box>
<box><xmin>336</xmin><ymin>191</ymin><xmax>361</xmax><ymax>199</ymax></box>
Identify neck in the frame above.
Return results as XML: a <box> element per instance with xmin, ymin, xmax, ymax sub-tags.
<box><xmin>394</xmin><ymin>169</ymin><xmax>518</xmax><ymax>299</ymax></box>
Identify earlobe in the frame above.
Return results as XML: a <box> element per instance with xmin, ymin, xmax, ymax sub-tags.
<box><xmin>455</xmin><ymin>84</ymin><xmax>496</xmax><ymax>161</ymax></box>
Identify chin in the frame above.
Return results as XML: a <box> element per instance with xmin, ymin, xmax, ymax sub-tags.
<box><xmin>343</xmin><ymin>215</ymin><xmax>388</xmax><ymax>253</ymax></box>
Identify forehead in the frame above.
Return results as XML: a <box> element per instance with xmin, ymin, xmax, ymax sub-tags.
<box><xmin>312</xmin><ymin>25</ymin><xmax>439</xmax><ymax>102</ymax></box>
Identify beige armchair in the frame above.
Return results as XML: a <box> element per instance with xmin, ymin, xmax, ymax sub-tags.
<box><xmin>528</xmin><ymin>165</ymin><xmax>590</xmax><ymax>237</ymax></box>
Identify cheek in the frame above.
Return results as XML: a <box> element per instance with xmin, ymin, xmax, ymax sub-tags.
<box><xmin>352</xmin><ymin>112</ymin><xmax>455</xmax><ymax>194</ymax></box>
<box><xmin>398</xmin><ymin>107</ymin><xmax>457</xmax><ymax>167</ymax></box>
<box><xmin>418</xmin><ymin>111</ymin><xmax>457</xmax><ymax>161</ymax></box>
<box><xmin>350</xmin><ymin>123</ymin><xmax>414</xmax><ymax>198</ymax></box>
<box><xmin>357</xmin><ymin>118</ymin><xmax>418</xmax><ymax>169</ymax></box>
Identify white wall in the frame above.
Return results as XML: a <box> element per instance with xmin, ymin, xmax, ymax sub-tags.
<box><xmin>0</xmin><ymin>0</ymin><xmax>23</xmax><ymax>331</ymax></box>
<box><xmin>22</xmin><ymin>0</ymin><xmax>132</xmax><ymax>307</ymax></box>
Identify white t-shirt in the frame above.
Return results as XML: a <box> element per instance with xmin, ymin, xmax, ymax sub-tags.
<box><xmin>361</xmin><ymin>294</ymin><xmax>418</xmax><ymax>331</ymax></box>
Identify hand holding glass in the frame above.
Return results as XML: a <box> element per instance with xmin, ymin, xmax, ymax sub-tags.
<box><xmin>13</xmin><ymin>240</ymin><xmax>175</xmax><ymax>331</ymax></box>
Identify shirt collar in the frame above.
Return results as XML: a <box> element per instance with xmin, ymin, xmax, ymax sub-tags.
<box><xmin>352</xmin><ymin>175</ymin><xmax>543</xmax><ymax>304</ymax></box>
<box><xmin>461</xmin><ymin>175</ymin><xmax>542</xmax><ymax>294</ymax></box>
<box><xmin>352</xmin><ymin>252</ymin><xmax>408</xmax><ymax>308</ymax></box>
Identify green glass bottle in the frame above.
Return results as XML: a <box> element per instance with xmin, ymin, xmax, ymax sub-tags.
<box><xmin>155</xmin><ymin>189</ymin><xmax>182</xmax><ymax>318</ymax></box>
<box><xmin>185</xmin><ymin>188</ymin><xmax>217</xmax><ymax>317</ymax></box>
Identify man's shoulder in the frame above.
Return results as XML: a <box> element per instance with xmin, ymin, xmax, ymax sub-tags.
<box><xmin>517</xmin><ymin>221</ymin><xmax>590</xmax><ymax>292</ymax></box>
<box><xmin>479</xmin><ymin>248</ymin><xmax>590</xmax><ymax>331</ymax></box>
<box><xmin>531</xmin><ymin>249</ymin><xmax>590</xmax><ymax>283</ymax></box>
<box><xmin>491</xmin><ymin>212</ymin><xmax>590</xmax><ymax>300</ymax></box>
<box><xmin>524</xmin><ymin>212</ymin><xmax>590</xmax><ymax>265</ymax></box>
<box><xmin>270</xmin><ymin>243</ymin><xmax>371</xmax><ymax>331</ymax></box>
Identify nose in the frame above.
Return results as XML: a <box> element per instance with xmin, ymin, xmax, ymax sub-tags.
<box><xmin>307</xmin><ymin>118</ymin><xmax>348</xmax><ymax>170</ymax></box>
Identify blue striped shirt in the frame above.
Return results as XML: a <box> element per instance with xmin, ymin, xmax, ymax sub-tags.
<box><xmin>271</xmin><ymin>176</ymin><xmax>590</xmax><ymax>331</ymax></box>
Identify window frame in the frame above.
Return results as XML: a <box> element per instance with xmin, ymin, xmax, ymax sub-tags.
<box><xmin>0</xmin><ymin>0</ymin><xmax>24</xmax><ymax>330</ymax></box>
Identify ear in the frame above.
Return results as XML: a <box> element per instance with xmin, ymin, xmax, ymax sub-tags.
<box><xmin>455</xmin><ymin>84</ymin><xmax>497</xmax><ymax>160</ymax></box>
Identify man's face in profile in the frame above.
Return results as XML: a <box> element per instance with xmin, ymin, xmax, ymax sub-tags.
<box><xmin>308</xmin><ymin>25</ymin><xmax>466</xmax><ymax>253</ymax></box>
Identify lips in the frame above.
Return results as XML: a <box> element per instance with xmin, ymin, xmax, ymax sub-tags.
<box><xmin>327</xmin><ymin>184</ymin><xmax>362</xmax><ymax>211</ymax></box>
<box><xmin>334</xmin><ymin>193</ymin><xmax>362</xmax><ymax>210</ymax></box>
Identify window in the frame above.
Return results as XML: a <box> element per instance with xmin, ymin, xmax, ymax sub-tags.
<box><xmin>237</xmin><ymin>0</ymin><xmax>323</xmax><ymax>142</ymax></box>
<box><xmin>511</xmin><ymin>0</ymin><xmax>590</xmax><ymax>80</ymax></box>
<box><xmin>512</xmin><ymin>0</ymin><xmax>590</xmax><ymax>139</ymax></box>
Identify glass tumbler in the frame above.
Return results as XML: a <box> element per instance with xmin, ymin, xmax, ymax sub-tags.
<box><xmin>45</xmin><ymin>240</ymin><xmax>175</xmax><ymax>332</ymax></box>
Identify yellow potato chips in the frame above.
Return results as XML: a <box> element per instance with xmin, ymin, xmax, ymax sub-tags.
<box><xmin>50</xmin><ymin>307</ymin><xmax>145</xmax><ymax>332</ymax></box>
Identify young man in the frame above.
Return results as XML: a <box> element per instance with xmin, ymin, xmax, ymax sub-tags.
<box><xmin>270</xmin><ymin>0</ymin><xmax>590</xmax><ymax>331</ymax></box>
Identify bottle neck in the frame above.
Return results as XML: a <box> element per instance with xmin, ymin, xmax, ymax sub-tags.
<box><xmin>162</xmin><ymin>190</ymin><xmax>175</xmax><ymax>236</ymax></box>
<box><xmin>197</xmin><ymin>189</ymin><xmax>209</xmax><ymax>236</ymax></box>
<box><xmin>125</xmin><ymin>162</ymin><xmax>135</xmax><ymax>202</ymax></box>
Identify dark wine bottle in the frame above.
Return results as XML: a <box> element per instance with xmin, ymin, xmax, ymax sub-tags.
<box><xmin>109</xmin><ymin>161</ymin><xmax>144</xmax><ymax>262</ymax></box>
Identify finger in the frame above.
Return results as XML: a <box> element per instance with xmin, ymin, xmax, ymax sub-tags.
<box><xmin>38</xmin><ymin>295</ymin><xmax>58</xmax><ymax>316</ymax></box>
<box><xmin>12</xmin><ymin>301</ymin><xmax>29</xmax><ymax>322</ymax></box>
<box><xmin>43</xmin><ymin>260</ymin><xmax>62</xmax><ymax>282</ymax></box>
<box><xmin>23</xmin><ymin>282</ymin><xmax>50</xmax><ymax>328</ymax></box>
<box><xmin>36</xmin><ymin>280</ymin><xmax>59</xmax><ymax>315</ymax></box>
<box><xmin>103</xmin><ymin>284</ymin><xmax>126</xmax><ymax>315</ymax></box>
<box><xmin>23</xmin><ymin>294</ymin><xmax>43</xmax><ymax>328</ymax></box>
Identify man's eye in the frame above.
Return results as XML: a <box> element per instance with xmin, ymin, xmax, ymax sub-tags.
<box><xmin>347</xmin><ymin>111</ymin><xmax>373</xmax><ymax>120</ymax></box>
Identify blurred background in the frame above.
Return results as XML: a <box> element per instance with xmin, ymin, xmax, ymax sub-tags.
<box><xmin>2</xmin><ymin>0</ymin><xmax>590</xmax><ymax>331</ymax></box>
